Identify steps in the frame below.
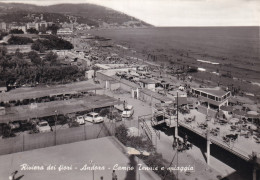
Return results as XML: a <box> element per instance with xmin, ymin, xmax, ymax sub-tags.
<box><xmin>140</xmin><ymin>120</ymin><xmax>159</xmax><ymax>146</ymax></box>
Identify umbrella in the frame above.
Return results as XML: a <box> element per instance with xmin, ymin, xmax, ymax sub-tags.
<box><xmin>243</xmin><ymin>104</ymin><xmax>258</xmax><ymax>111</ymax></box>
<box><xmin>141</xmin><ymin>151</ymin><xmax>150</xmax><ymax>156</ymax></box>
<box><xmin>247</xmin><ymin>111</ymin><xmax>259</xmax><ymax>116</ymax></box>
<box><xmin>229</xmin><ymin>118</ymin><xmax>239</xmax><ymax>124</ymax></box>
<box><xmin>233</xmin><ymin>105</ymin><xmax>242</xmax><ymax>110</ymax></box>
<box><xmin>248</xmin><ymin>124</ymin><xmax>258</xmax><ymax>131</ymax></box>
<box><xmin>126</xmin><ymin>147</ymin><xmax>141</xmax><ymax>155</ymax></box>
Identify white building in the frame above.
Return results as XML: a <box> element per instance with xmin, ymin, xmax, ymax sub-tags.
<box><xmin>10</xmin><ymin>26</ymin><xmax>27</xmax><ymax>33</ymax></box>
<box><xmin>26</xmin><ymin>22</ymin><xmax>39</xmax><ymax>30</ymax></box>
<box><xmin>0</xmin><ymin>22</ymin><xmax>7</xmax><ymax>31</ymax></box>
<box><xmin>57</xmin><ymin>28</ymin><xmax>73</xmax><ymax>35</ymax></box>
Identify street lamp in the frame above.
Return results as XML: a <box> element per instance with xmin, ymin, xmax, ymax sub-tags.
<box><xmin>54</xmin><ymin>110</ymin><xmax>58</xmax><ymax>145</ymax></box>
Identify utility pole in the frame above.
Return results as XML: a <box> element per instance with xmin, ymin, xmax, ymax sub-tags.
<box><xmin>176</xmin><ymin>91</ymin><xmax>179</xmax><ymax>180</ymax></box>
<box><xmin>175</xmin><ymin>92</ymin><xmax>179</xmax><ymax>138</ymax></box>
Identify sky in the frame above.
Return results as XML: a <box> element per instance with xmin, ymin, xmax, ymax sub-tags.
<box><xmin>0</xmin><ymin>0</ymin><xmax>259</xmax><ymax>26</ymax></box>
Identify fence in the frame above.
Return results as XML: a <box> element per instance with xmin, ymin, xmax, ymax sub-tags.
<box><xmin>0</xmin><ymin>122</ymin><xmax>116</xmax><ymax>156</ymax></box>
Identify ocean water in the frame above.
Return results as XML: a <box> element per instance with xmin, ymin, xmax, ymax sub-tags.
<box><xmin>89</xmin><ymin>26</ymin><xmax>260</xmax><ymax>79</ymax></box>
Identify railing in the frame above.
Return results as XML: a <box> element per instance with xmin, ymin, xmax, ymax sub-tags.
<box><xmin>178</xmin><ymin>120</ymin><xmax>250</xmax><ymax>161</ymax></box>
<box><xmin>154</xmin><ymin>128</ymin><xmax>160</xmax><ymax>139</ymax></box>
<box><xmin>139</xmin><ymin>116</ymin><xmax>153</xmax><ymax>142</ymax></box>
<box><xmin>139</xmin><ymin>115</ymin><xmax>160</xmax><ymax>140</ymax></box>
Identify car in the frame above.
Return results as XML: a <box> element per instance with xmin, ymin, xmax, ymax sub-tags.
<box><xmin>9</xmin><ymin>122</ymin><xmax>20</xmax><ymax>130</ymax></box>
<box><xmin>36</xmin><ymin>121</ymin><xmax>51</xmax><ymax>133</ymax></box>
<box><xmin>76</xmin><ymin>116</ymin><xmax>85</xmax><ymax>125</ymax></box>
<box><xmin>122</xmin><ymin>105</ymin><xmax>134</xmax><ymax>118</ymax></box>
<box><xmin>84</xmin><ymin>112</ymin><xmax>104</xmax><ymax>123</ymax></box>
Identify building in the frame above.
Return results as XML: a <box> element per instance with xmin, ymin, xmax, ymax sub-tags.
<box><xmin>139</xmin><ymin>78</ymin><xmax>157</xmax><ymax>92</ymax></box>
<box><xmin>10</xmin><ymin>25</ymin><xmax>26</xmax><ymax>33</ymax></box>
<box><xmin>0</xmin><ymin>22</ymin><xmax>7</xmax><ymax>31</ymax></box>
<box><xmin>39</xmin><ymin>21</ymin><xmax>48</xmax><ymax>32</ymax></box>
<box><xmin>46</xmin><ymin>30</ymin><xmax>52</xmax><ymax>35</ymax></box>
<box><xmin>192</xmin><ymin>87</ymin><xmax>231</xmax><ymax>116</ymax></box>
<box><xmin>57</xmin><ymin>28</ymin><xmax>73</xmax><ymax>35</ymax></box>
<box><xmin>26</xmin><ymin>22</ymin><xmax>39</xmax><ymax>30</ymax></box>
<box><xmin>62</xmin><ymin>22</ymin><xmax>74</xmax><ymax>30</ymax></box>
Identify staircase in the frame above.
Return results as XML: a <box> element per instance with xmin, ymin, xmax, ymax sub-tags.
<box><xmin>139</xmin><ymin>115</ymin><xmax>160</xmax><ymax>146</ymax></box>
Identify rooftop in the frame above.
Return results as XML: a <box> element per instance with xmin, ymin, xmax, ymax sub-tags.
<box><xmin>0</xmin><ymin>81</ymin><xmax>102</xmax><ymax>102</ymax></box>
<box><xmin>140</xmin><ymin>88</ymin><xmax>173</xmax><ymax>103</ymax></box>
<box><xmin>0</xmin><ymin>95</ymin><xmax>120</xmax><ymax>123</ymax></box>
<box><xmin>140</xmin><ymin>78</ymin><xmax>157</xmax><ymax>84</ymax></box>
<box><xmin>193</xmin><ymin>87</ymin><xmax>229</xmax><ymax>97</ymax></box>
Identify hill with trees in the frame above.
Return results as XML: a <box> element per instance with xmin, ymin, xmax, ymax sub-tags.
<box><xmin>0</xmin><ymin>3</ymin><xmax>151</xmax><ymax>28</ymax></box>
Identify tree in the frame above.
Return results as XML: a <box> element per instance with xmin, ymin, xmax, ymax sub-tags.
<box><xmin>9</xmin><ymin>29</ymin><xmax>24</xmax><ymax>34</ymax></box>
<box><xmin>0</xmin><ymin>46</ymin><xmax>7</xmax><ymax>57</ymax></box>
<box><xmin>44</xmin><ymin>51</ymin><xmax>58</xmax><ymax>64</ymax></box>
<box><xmin>0</xmin><ymin>31</ymin><xmax>8</xmax><ymax>40</ymax></box>
<box><xmin>47</xmin><ymin>24</ymin><xmax>59</xmax><ymax>35</ymax></box>
<box><xmin>8</xmin><ymin>35</ymin><xmax>33</xmax><ymax>45</ymax></box>
<box><xmin>28</xmin><ymin>51</ymin><xmax>42</xmax><ymax>65</ymax></box>
<box><xmin>26</xmin><ymin>28</ymin><xmax>39</xmax><ymax>34</ymax></box>
<box><xmin>14</xmin><ymin>49</ymin><xmax>23</xmax><ymax>59</ymax></box>
<box><xmin>115</xmin><ymin>124</ymin><xmax>128</xmax><ymax>145</ymax></box>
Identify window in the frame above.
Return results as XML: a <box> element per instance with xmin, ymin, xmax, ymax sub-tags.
<box><xmin>195</xmin><ymin>90</ymin><xmax>200</xmax><ymax>95</ymax></box>
<box><xmin>208</xmin><ymin>95</ymin><xmax>216</xmax><ymax>100</ymax></box>
<box><xmin>201</xmin><ymin>92</ymin><xmax>207</xmax><ymax>97</ymax></box>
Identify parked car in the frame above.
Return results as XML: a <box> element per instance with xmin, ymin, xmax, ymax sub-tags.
<box><xmin>36</xmin><ymin>121</ymin><xmax>51</xmax><ymax>133</ymax></box>
<box><xmin>84</xmin><ymin>112</ymin><xmax>104</xmax><ymax>123</ymax></box>
<box><xmin>122</xmin><ymin>105</ymin><xmax>134</xmax><ymax>118</ymax></box>
<box><xmin>76</xmin><ymin>116</ymin><xmax>85</xmax><ymax>125</ymax></box>
<box><xmin>9</xmin><ymin>122</ymin><xmax>20</xmax><ymax>130</ymax></box>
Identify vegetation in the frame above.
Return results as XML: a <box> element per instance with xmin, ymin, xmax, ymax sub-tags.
<box><xmin>9</xmin><ymin>29</ymin><xmax>24</xmax><ymax>34</ymax></box>
<box><xmin>0</xmin><ymin>47</ymin><xmax>85</xmax><ymax>89</ymax></box>
<box><xmin>31</xmin><ymin>35</ymin><xmax>73</xmax><ymax>52</ymax></box>
<box><xmin>115</xmin><ymin>124</ymin><xmax>176</xmax><ymax>180</ymax></box>
<box><xmin>0</xmin><ymin>31</ymin><xmax>8</xmax><ymax>40</ymax></box>
<box><xmin>0</xmin><ymin>3</ymin><xmax>151</xmax><ymax>28</ymax></box>
<box><xmin>27</xmin><ymin>28</ymin><xmax>39</xmax><ymax>34</ymax></box>
<box><xmin>46</xmin><ymin>24</ymin><xmax>60</xmax><ymax>35</ymax></box>
<box><xmin>7</xmin><ymin>35</ymin><xmax>33</xmax><ymax>45</ymax></box>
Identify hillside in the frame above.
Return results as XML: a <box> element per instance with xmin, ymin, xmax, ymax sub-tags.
<box><xmin>0</xmin><ymin>3</ymin><xmax>152</xmax><ymax>28</ymax></box>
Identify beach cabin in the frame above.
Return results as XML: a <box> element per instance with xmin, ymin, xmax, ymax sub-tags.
<box><xmin>139</xmin><ymin>78</ymin><xmax>157</xmax><ymax>92</ymax></box>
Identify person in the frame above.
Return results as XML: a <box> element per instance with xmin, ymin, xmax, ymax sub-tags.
<box><xmin>184</xmin><ymin>134</ymin><xmax>188</xmax><ymax>144</ymax></box>
<box><xmin>9</xmin><ymin>170</ymin><xmax>18</xmax><ymax>180</ymax></box>
<box><xmin>112</xmin><ymin>170</ymin><xmax>117</xmax><ymax>180</ymax></box>
<box><xmin>100</xmin><ymin>176</ymin><xmax>104</xmax><ymax>180</ymax></box>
